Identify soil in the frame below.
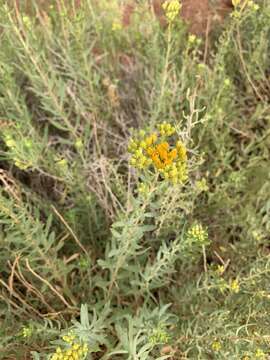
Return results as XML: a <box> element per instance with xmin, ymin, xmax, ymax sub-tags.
<box><xmin>152</xmin><ymin>0</ymin><xmax>233</xmax><ymax>35</ymax></box>
<box><xmin>11</xmin><ymin>0</ymin><xmax>234</xmax><ymax>36</ymax></box>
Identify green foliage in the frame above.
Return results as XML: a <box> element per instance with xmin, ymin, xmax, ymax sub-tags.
<box><xmin>0</xmin><ymin>0</ymin><xmax>270</xmax><ymax>359</ymax></box>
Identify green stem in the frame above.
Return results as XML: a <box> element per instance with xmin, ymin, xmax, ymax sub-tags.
<box><xmin>155</xmin><ymin>23</ymin><xmax>173</xmax><ymax>121</ymax></box>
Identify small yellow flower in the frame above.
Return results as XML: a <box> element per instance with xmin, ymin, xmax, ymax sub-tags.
<box><xmin>62</xmin><ymin>332</ymin><xmax>75</xmax><ymax>344</ymax></box>
<box><xmin>188</xmin><ymin>34</ymin><xmax>196</xmax><ymax>44</ymax></box>
<box><xmin>255</xmin><ymin>348</ymin><xmax>265</xmax><ymax>359</ymax></box>
<box><xmin>224</xmin><ymin>78</ymin><xmax>231</xmax><ymax>87</ymax></box>
<box><xmin>14</xmin><ymin>156</ymin><xmax>32</xmax><ymax>170</ymax></box>
<box><xmin>21</xmin><ymin>326</ymin><xmax>33</xmax><ymax>338</ymax></box>
<box><xmin>230</xmin><ymin>279</ymin><xmax>240</xmax><ymax>293</ymax></box>
<box><xmin>112</xmin><ymin>21</ymin><xmax>122</xmax><ymax>31</ymax></box>
<box><xmin>216</xmin><ymin>265</ymin><xmax>225</xmax><ymax>275</ymax></box>
<box><xmin>195</xmin><ymin>178</ymin><xmax>209</xmax><ymax>192</ymax></box>
<box><xmin>75</xmin><ymin>139</ymin><xmax>83</xmax><ymax>150</ymax></box>
<box><xmin>149</xmin><ymin>325</ymin><xmax>170</xmax><ymax>345</ymax></box>
<box><xmin>139</xmin><ymin>130</ymin><xmax>146</xmax><ymax>138</ymax></box>
<box><xmin>138</xmin><ymin>183</ymin><xmax>149</xmax><ymax>195</ymax></box>
<box><xmin>187</xmin><ymin>223</ymin><xmax>208</xmax><ymax>244</ymax></box>
<box><xmin>22</xmin><ymin>15</ymin><xmax>32</xmax><ymax>29</ymax></box>
<box><xmin>157</xmin><ymin>122</ymin><xmax>176</xmax><ymax>136</ymax></box>
<box><xmin>232</xmin><ymin>0</ymin><xmax>241</xmax><ymax>7</ymax></box>
<box><xmin>211</xmin><ymin>340</ymin><xmax>221</xmax><ymax>351</ymax></box>
<box><xmin>56</xmin><ymin>158</ymin><xmax>68</xmax><ymax>171</ymax></box>
<box><xmin>5</xmin><ymin>137</ymin><xmax>16</xmax><ymax>148</ymax></box>
<box><xmin>197</xmin><ymin>63</ymin><xmax>206</xmax><ymax>70</ymax></box>
<box><xmin>247</xmin><ymin>1</ymin><xmax>259</xmax><ymax>11</ymax></box>
<box><xmin>72</xmin><ymin>343</ymin><xmax>80</xmax><ymax>351</ymax></box>
<box><xmin>162</xmin><ymin>0</ymin><xmax>182</xmax><ymax>22</ymax></box>
<box><xmin>252</xmin><ymin>229</ymin><xmax>263</xmax><ymax>242</ymax></box>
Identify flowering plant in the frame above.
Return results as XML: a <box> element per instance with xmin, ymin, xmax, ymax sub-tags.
<box><xmin>128</xmin><ymin>122</ymin><xmax>188</xmax><ymax>184</ymax></box>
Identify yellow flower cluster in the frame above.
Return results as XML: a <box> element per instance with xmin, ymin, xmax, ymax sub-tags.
<box><xmin>188</xmin><ymin>34</ymin><xmax>196</xmax><ymax>44</ymax></box>
<box><xmin>50</xmin><ymin>333</ymin><xmax>88</xmax><ymax>360</ymax></box>
<box><xmin>247</xmin><ymin>1</ymin><xmax>259</xmax><ymax>11</ymax></box>
<box><xmin>21</xmin><ymin>326</ymin><xmax>33</xmax><ymax>338</ymax></box>
<box><xmin>22</xmin><ymin>15</ymin><xmax>33</xmax><ymax>30</ymax></box>
<box><xmin>232</xmin><ymin>0</ymin><xmax>241</xmax><ymax>7</ymax></box>
<box><xmin>230</xmin><ymin>279</ymin><xmax>240</xmax><ymax>293</ymax></box>
<box><xmin>195</xmin><ymin>178</ymin><xmax>209</xmax><ymax>192</ymax></box>
<box><xmin>112</xmin><ymin>21</ymin><xmax>122</xmax><ymax>31</ymax></box>
<box><xmin>255</xmin><ymin>348</ymin><xmax>266</xmax><ymax>359</ymax></box>
<box><xmin>138</xmin><ymin>182</ymin><xmax>149</xmax><ymax>195</ymax></box>
<box><xmin>128</xmin><ymin>123</ymin><xmax>188</xmax><ymax>184</ymax></box>
<box><xmin>187</xmin><ymin>223</ymin><xmax>208</xmax><ymax>245</ymax></box>
<box><xmin>211</xmin><ymin>340</ymin><xmax>221</xmax><ymax>352</ymax></box>
<box><xmin>162</xmin><ymin>0</ymin><xmax>182</xmax><ymax>22</ymax></box>
<box><xmin>157</xmin><ymin>122</ymin><xmax>176</xmax><ymax>136</ymax></box>
<box><xmin>232</xmin><ymin>0</ymin><xmax>259</xmax><ymax>17</ymax></box>
<box><xmin>62</xmin><ymin>333</ymin><xmax>76</xmax><ymax>344</ymax></box>
<box><xmin>5</xmin><ymin>135</ymin><xmax>16</xmax><ymax>149</ymax></box>
<box><xmin>147</xmin><ymin>142</ymin><xmax>177</xmax><ymax>169</ymax></box>
<box><xmin>4</xmin><ymin>134</ymin><xmax>33</xmax><ymax>170</ymax></box>
<box><xmin>149</xmin><ymin>325</ymin><xmax>170</xmax><ymax>345</ymax></box>
<box><xmin>215</xmin><ymin>264</ymin><xmax>225</xmax><ymax>275</ymax></box>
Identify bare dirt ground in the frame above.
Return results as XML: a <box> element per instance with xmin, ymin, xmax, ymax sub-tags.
<box><xmin>11</xmin><ymin>0</ymin><xmax>234</xmax><ymax>36</ymax></box>
<box><xmin>152</xmin><ymin>0</ymin><xmax>233</xmax><ymax>35</ymax></box>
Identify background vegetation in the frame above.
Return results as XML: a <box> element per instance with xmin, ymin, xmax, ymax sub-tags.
<box><xmin>0</xmin><ymin>0</ymin><xmax>270</xmax><ymax>359</ymax></box>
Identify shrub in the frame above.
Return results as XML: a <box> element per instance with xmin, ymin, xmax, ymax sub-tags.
<box><xmin>0</xmin><ymin>1</ymin><xmax>270</xmax><ymax>359</ymax></box>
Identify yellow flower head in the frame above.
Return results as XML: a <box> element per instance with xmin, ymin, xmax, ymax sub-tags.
<box><xmin>21</xmin><ymin>326</ymin><xmax>33</xmax><ymax>338</ymax></box>
<box><xmin>128</xmin><ymin>122</ymin><xmax>188</xmax><ymax>184</ymax></box>
<box><xmin>247</xmin><ymin>1</ymin><xmax>259</xmax><ymax>11</ymax></box>
<box><xmin>211</xmin><ymin>340</ymin><xmax>221</xmax><ymax>352</ymax></box>
<box><xmin>51</xmin><ymin>334</ymin><xmax>88</xmax><ymax>360</ymax></box>
<box><xmin>75</xmin><ymin>139</ymin><xmax>83</xmax><ymax>150</ymax></box>
<box><xmin>255</xmin><ymin>348</ymin><xmax>265</xmax><ymax>359</ymax></box>
<box><xmin>188</xmin><ymin>34</ymin><xmax>196</xmax><ymax>44</ymax></box>
<box><xmin>230</xmin><ymin>279</ymin><xmax>240</xmax><ymax>293</ymax></box>
<box><xmin>22</xmin><ymin>15</ymin><xmax>32</xmax><ymax>29</ymax></box>
<box><xmin>232</xmin><ymin>0</ymin><xmax>241</xmax><ymax>7</ymax></box>
<box><xmin>62</xmin><ymin>332</ymin><xmax>76</xmax><ymax>344</ymax></box>
<box><xmin>158</xmin><ymin>122</ymin><xmax>176</xmax><ymax>136</ymax></box>
<box><xmin>162</xmin><ymin>0</ymin><xmax>182</xmax><ymax>22</ymax></box>
<box><xmin>138</xmin><ymin>182</ymin><xmax>149</xmax><ymax>195</ymax></box>
<box><xmin>3</xmin><ymin>133</ymin><xmax>35</xmax><ymax>170</ymax></box>
<box><xmin>216</xmin><ymin>265</ymin><xmax>225</xmax><ymax>275</ymax></box>
<box><xmin>187</xmin><ymin>223</ymin><xmax>208</xmax><ymax>245</ymax></box>
<box><xmin>4</xmin><ymin>134</ymin><xmax>16</xmax><ymax>148</ymax></box>
<box><xmin>149</xmin><ymin>324</ymin><xmax>170</xmax><ymax>345</ymax></box>
<box><xmin>112</xmin><ymin>21</ymin><xmax>122</xmax><ymax>31</ymax></box>
<box><xmin>195</xmin><ymin>178</ymin><xmax>209</xmax><ymax>192</ymax></box>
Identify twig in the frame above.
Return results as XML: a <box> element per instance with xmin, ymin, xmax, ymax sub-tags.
<box><xmin>203</xmin><ymin>15</ymin><xmax>211</xmax><ymax>64</ymax></box>
<box><xmin>203</xmin><ymin>246</ymin><xmax>208</xmax><ymax>273</ymax></box>
<box><xmin>25</xmin><ymin>258</ymin><xmax>74</xmax><ymax>309</ymax></box>
<box><xmin>235</xmin><ymin>25</ymin><xmax>264</xmax><ymax>102</ymax></box>
<box><xmin>51</xmin><ymin>205</ymin><xmax>88</xmax><ymax>256</ymax></box>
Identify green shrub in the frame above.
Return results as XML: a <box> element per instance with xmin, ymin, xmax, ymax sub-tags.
<box><xmin>0</xmin><ymin>1</ymin><xmax>270</xmax><ymax>359</ymax></box>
